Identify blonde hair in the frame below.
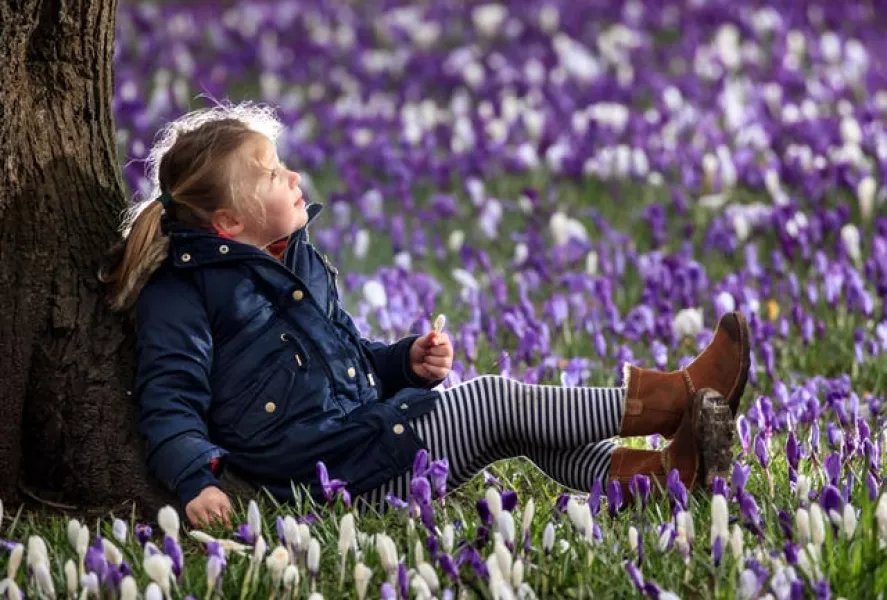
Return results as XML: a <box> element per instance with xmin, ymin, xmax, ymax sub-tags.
<box><xmin>101</xmin><ymin>102</ymin><xmax>283</xmax><ymax>311</ymax></box>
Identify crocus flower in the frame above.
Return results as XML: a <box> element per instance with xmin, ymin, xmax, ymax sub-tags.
<box><xmin>628</xmin><ymin>474</ymin><xmax>651</xmax><ymax>510</ymax></box>
<box><xmin>317</xmin><ymin>461</ymin><xmax>350</xmax><ymax>506</ymax></box>
<box><xmin>666</xmin><ymin>470</ymin><xmax>688</xmax><ymax>512</ymax></box>
<box><xmin>606</xmin><ymin>480</ymin><xmax>624</xmax><ymax>517</ymax></box>
<box><xmin>135</xmin><ymin>524</ymin><xmax>152</xmax><ymax>547</ymax></box>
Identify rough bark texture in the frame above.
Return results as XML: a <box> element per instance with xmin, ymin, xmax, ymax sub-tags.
<box><xmin>0</xmin><ymin>0</ymin><xmax>175</xmax><ymax>518</ymax></box>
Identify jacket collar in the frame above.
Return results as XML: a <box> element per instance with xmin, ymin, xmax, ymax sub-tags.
<box><xmin>165</xmin><ymin>203</ymin><xmax>324</xmax><ymax>269</ymax></box>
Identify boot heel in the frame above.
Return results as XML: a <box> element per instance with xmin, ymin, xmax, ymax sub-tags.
<box><xmin>694</xmin><ymin>389</ymin><xmax>734</xmax><ymax>489</ymax></box>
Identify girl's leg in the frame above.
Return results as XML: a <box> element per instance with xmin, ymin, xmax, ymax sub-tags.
<box><xmin>358</xmin><ymin>375</ymin><xmax>624</xmax><ymax>507</ymax></box>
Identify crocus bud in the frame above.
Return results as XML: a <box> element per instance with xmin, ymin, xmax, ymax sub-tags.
<box><xmin>796</xmin><ymin>508</ymin><xmax>811</xmax><ymax>544</ymax></box>
<box><xmin>442</xmin><ymin>524</ymin><xmax>455</xmax><ymax>554</ymax></box>
<box><xmin>145</xmin><ymin>582</ymin><xmax>163</xmax><ymax>600</ymax></box>
<box><xmin>730</xmin><ymin>524</ymin><xmax>744</xmax><ymax>560</ymax></box>
<box><xmin>857</xmin><ymin>176</ymin><xmax>877</xmax><ymax>221</ymax></box>
<box><xmin>65</xmin><ymin>559</ymin><xmax>78</xmax><ymax>596</ymax></box>
<box><xmin>711</xmin><ymin>495</ymin><xmax>729</xmax><ymax>546</ymax></box>
<box><xmin>485</xmin><ymin>488</ymin><xmax>503</xmax><ymax>520</ymax></box>
<box><xmin>375</xmin><ymin>534</ymin><xmax>399</xmax><ymax>574</ymax></box>
<box><xmin>797</xmin><ymin>475</ymin><xmax>811</xmax><ymax>502</ymax></box>
<box><xmin>7</xmin><ymin>543</ymin><xmax>23</xmax><ymax>579</ymax></box>
<box><xmin>843</xmin><ymin>504</ymin><xmax>858</xmax><ymax>540</ymax></box>
<box><xmin>34</xmin><ymin>562</ymin><xmax>55</xmax><ymax>597</ymax></box>
<box><xmin>497</xmin><ymin>512</ymin><xmax>516</xmax><ymax>548</ymax></box>
<box><xmin>417</xmin><ymin>562</ymin><xmax>440</xmax><ymax>592</ymax></box>
<box><xmin>143</xmin><ymin>554</ymin><xmax>173</xmax><ymax>596</ymax></box>
<box><xmin>67</xmin><ymin>519</ymin><xmax>82</xmax><ymax>551</ymax></box>
<box><xmin>512</xmin><ymin>559</ymin><xmax>524</xmax><ymax>588</ymax></box>
<box><xmin>522</xmin><ymin>498</ymin><xmax>535</xmax><ymax>537</ymax></box>
<box><xmin>76</xmin><ymin>525</ymin><xmax>90</xmax><ymax>561</ymax></box>
<box><xmin>112</xmin><ymin>518</ymin><xmax>128</xmax><ymax>544</ymax></box>
<box><xmin>877</xmin><ymin>494</ymin><xmax>887</xmax><ymax>540</ymax></box>
<box><xmin>157</xmin><ymin>506</ymin><xmax>180</xmax><ymax>541</ymax></box>
<box><xmin>355</xmin><ymin>562</ymin><xmax>372</xmax><ymax>600</ymax></box>
<box><xmin>307</xmin><ymin>537</ymin><xmax>321</xmax><ymax>576</ymax></box>
<box><xmin>283</xmin><ymin>564</ymin><xmax>300</xmax><ymax>591</ymax></box>
<box><xmin>247</xmin><ymin>500</ymin><xmax>262</xmax><ymax>540</ymax></box>
<box><xmin>809</xmin><ymin>504</ymin><xmax>826</xmax><ymax>547</ymax></box>
<box><xmin>120</xmin><ymin>576</ymin><xmax>138</xmax><ymax>600</ymax></box>
<box><xmin>266</xmin><ymin>546</ymin><xmax>290</xmax><ymax>585</ymax></box>
<box><xmin>542</xmin><ymin>522</ymin><xmax>556</xmax><ymax>555</ymax></box>
<box><xmin>78</xmin><ymin>571</ymin><xmax>97</xmax><ymax>598</ymax></box>
<box><xmin>338</xmin><ymin>514</ymin><xmax>357</xmax><ymax>558</ymax></box>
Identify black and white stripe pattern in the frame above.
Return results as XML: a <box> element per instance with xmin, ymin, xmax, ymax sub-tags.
<box><xmin>359</xmin><ymin>375</ymin><xmax>624</xmax><ymax>508</ymax></box>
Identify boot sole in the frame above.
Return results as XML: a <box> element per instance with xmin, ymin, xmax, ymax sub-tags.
<box><xmin>723</xmin><ymin>312</ymin><xmax>751</xmax><ymax>417</ymax></box>
<box><xmin>694</xmin><ymin>389</ymin><xmax>734</xmax><ymax>489</ymax></box>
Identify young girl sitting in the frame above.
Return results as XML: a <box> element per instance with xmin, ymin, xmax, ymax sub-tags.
<box><xmin>103</xmin><ymin>104</ymin><xmax>750</xmax><ymax>527</ymax></box>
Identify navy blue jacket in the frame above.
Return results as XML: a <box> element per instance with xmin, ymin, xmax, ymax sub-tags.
<box><xmin>135</xmin><ymin>204</ymin><xmax>440</xmax><ymax>507</ymax></box>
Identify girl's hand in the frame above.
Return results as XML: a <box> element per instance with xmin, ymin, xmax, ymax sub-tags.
<box><xmin>409</xmin><ymin>331</ymin><xmax>454</xmax><ymax>382</ymax></box>
<box><xmin>185</xmin><ymin>486</ymin><xmax>233</xmax><ymax>528</ymax></box>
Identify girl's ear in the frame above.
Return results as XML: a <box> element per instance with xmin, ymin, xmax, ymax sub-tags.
<box><xmin>211</xmin><ymin>208</ymin><xmax>245</xmax><ymax>238</ymax></box>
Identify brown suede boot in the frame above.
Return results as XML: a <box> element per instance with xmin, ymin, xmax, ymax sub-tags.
<box><xmin>608</xmin><ymin>389</ymin><xmax>734</xmax><ymax>500</ymax></box>
<box><xmin>620</xmin><ymin>311</ymin><xmax>750</xmax><ymax>438</ymax></box>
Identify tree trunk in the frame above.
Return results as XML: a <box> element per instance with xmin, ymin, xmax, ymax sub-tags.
<box><xmin>0</xmin><ymin>0</ymin><xmax>174</xmax><ymax>517</ymax></box>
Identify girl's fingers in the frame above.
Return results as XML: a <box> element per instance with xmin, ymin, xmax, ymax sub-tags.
<box><xmin>425</xmin><ymin>345</ymin><xmax>452</xmax><ymax>357</ymax></box>
<box><xmin>423</xmin><ymin>356</ymin><xmax>452</xmax><ymax>367</ymax></box>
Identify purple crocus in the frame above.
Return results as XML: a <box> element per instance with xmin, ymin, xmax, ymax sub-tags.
<box><xmin>628</xmin><ymin>475</ymin><xmax>652</xmax><ymax>510</ymax></box>
<box><xmin>823</xmin><ymin>453</ymin><xmax>841</xmax><ymax>486</ymax></box>
<box><xmin>666</xmin><ymin>469</ymin><xmax>688</xmax><ymax>512</ymax></box>
<box><xmin>820</xmin><ymin>484</ymin><xmax>843</xmax><ymax>519</ymax></box>
<box><xmin>316</xmin><ymin>461</ymin><xmax>351</xmax><ymax>506</ymax></box>
<box><xmin>427</xmin><ymin>458</ymin><xmax>450</xmax><ymax>499</ymax></box>
<box><xmin>754</xmin><ymin>435</ymin><xmax>770</xmax><ymax>469</ymax></box>
<box><xmin>625</xmin><ymin>561</ymin><xmax>644</xmax><ymax>592</ymax></box>
<box><xmin>135</xmin><ymin>524</ymin><xmax>152</xmax><ymax>547</ymax></box>
<box><xmin>386</xmin><ymin>494</ymin><xmax>409</xmax><ymax>510</ymax></box>
<box><xmin>85</xmin><ymin>538</ymin><xmax>109</xmax><ymax>584</ymax></box>
<box><xmin>738</xmin><ymin>492</ymin><xmax>762</xmax><ymax>537</ymax></box>
<box><xmin>397</xmin><ymin>562</ymin><xmax>409</xmax><ymax>599</ymax></box>
<box><xmin>711</xmin><ymin>476</ymin><xmax>728</xmax><ymax>497</ymax></box>
<box><xmin>607</xmin><ymin>480</ymin><xmax>624</xmax><ymax>517</ymax></box>
<box><xmin>456</xmin><ymin>546</ymin><xmax>489</xmax><ymax>580</ymax></box>
<box><xmin>588</xmin><ymin>481</ymin><xmax>603</xmax><ymax>516</ymax></box>
<box><xmin>712</xmin><ymin>536</ymin><xmax>724</xmax><ymax>568</ymax></box>
<box><xmin>439</xmin><ymin>553</ymin><xmax>460</xmax><ymax>582</ymax></box>
<box><xmin>380</xmin><ymin>582</ymin><xmax>396</xmax><ymax>600</ymax></box>
<box><xmin>475</xmin><ymin>498</ymin><xmax>492</xmax><ymax>525</ymax></box>
<box><xmin>163</xmin><ymin>535</ymin><xmax>184</xmax><ymax>579</ymax></box>
<box><xmin>732</xmin><ymin>462</ymin><xmax>752</xmax><ymax>497</ymax></box>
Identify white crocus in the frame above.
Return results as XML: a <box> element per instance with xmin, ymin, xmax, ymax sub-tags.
<box><xmin>266</xmin><ymin>546</ymin><xmax>290</xmax><ymax>587</ymax></box>
<box><xmin>442</xmin><ymin>524</ymin><xmax>455</xmax><ymax>554</ymax></box>
<box><xmin>566</xmin><ymin>498</ymin><xmax>592</xmax><ymax>540</ymax></box>
<box><xmin>65</xmin><ymin>559</ymin><xmax>78</xmax><ymax>596</ymax></box>
<box><xmin>103</xmin><ymin>539</ymin><xmax>124</xmax><ymax>566</ymax></box>
<box><xmin>542</xmin><ymin>522</ymin><xmax>556</xmax><ymax>554</ymax></box>
<box><xmin>629</xmin><ymin>526</ymin><xmax>639</xmax><ymax>552</ymax></box>
<box><xmin>307</xmin><ymin>537</ymin><xmax>321</xmax><ymax>575</ymax></box>
<box><xmin>677</xmin><ymin>511</ymin><xmax>695</xmax><ymax>545</ymax></box>
<box><xmin>549</xmin><ymin>212</ymin><xmax>588</xmax><ymax>246</ymax></box>
<box><xmin>843</xmin><ymin>504</ymin><xmax>858</xmax><ymax>540</ymax></box>
<box><xmin>67</xmin><ymin>519</ymin><xmax>82</xmax><ymax>551</ymax></box>
<box><xmin>112</xmin><ymin>518</ymin><xmax>128</xmax><ymax>544</ymax></box>
<box><xmin>512</xmin><ymin>559</ymin><xmax>524</xmax><ymax>588</ymax></box>
<box><xmin>144</xmin><ymin>582</ymin><xmax>163</xmax><ymax>600</ymax></box>
<box><xmin>375</xmin><ymin>534</ymin><xmax>399</xmax><ymax>575</ymax></box>
<box><xmin>486</xmin><ymin>487</ymin><xmax>503</xmax><ymax>519</ymax></box>
<box><xmin>797</xmin><ymin>474</ymin><xmax>811</xmax><ymax>501</ymax></box>
<box><xmin>417</xmin><ymin>562</ymin><xmax>440</xmax><ymax>592</ymax></box>
<box><xmin>497</xmin><ymin>511</ymin><xmax>516</xmax><ymax>547</ymax></box>
<box><xmin>411</xmin><ymin>574</ymin><xmax>433</xmax><ymax>600</ymax></box>
<box><xmin>414</xmin><ymin>539</ymin><xmax>425</xmax><ymax>565</ymax></box>
<box><xmin>877</xmin><ymin>493</ymin><xmax>887</xmax><ymax>540</ymax></box>
<box><xmin>338</xmin><ymin>513</ymin><xmax>357</xmax><ymax>558</ymax></box>
<box><xmin>157</xmin><ymin>506</ymin><xmax>180</xmax><ymax>541</ymax></box>
<box><xmin>79</xmin><ymin>571</ymin><xmax>98</xmax><ymax>598</ymax></box>
<box><xmin>33</xmin><ymin>563</ymin><xmax>55</xmax><ymax>598</ymax></box>
<box><xmin>711</xmin><ymin>495</ymin><xmax>729</xmax><ymax>546</ymax></box>
<box><xmin>353</xmin><ymin>229</ymin><xmax>370</xmax><ymax>259</ymax></box>
<box><xmin>143</xmin><ymin>554</ymin><xmax>173</xmax><ymax>597</ymax></box>
<box><xmin>447</xmin><ymin>230</ymin><xmax>465</xmax><ymax>253</ymax></box>
<box><xmin>247</xmin><ymin>500</ymin><xmax>262</xmax><ymax>540</ymax></box>
<box><xmin>796</xmin><ymin>508</ymin><xmax>811</xmax><ymax>544</ymax></box>
<box><xmin>27</xmin><ymin>536</ymin><xmax>50</xmax><ymax>570</ymax></box>
<box><xmin>307</xmin><ymin>593</ymin><xmax>324</xmax><ymax>600</ymax></box>
<box><xmin>494</xmin><ymin>535</ymin><xmax>513</xmax><ymax>581</ymax></box>
<box><xmin>7</xmin><ymin>544</ymin><xmax>23</xmax><ymax>579</ymax></box>
<box><xmin>585</xmin><ymin>251</ymin><xmax>599</xmax><ymax>275</ymax></box>
<box><xmin>730</xmin><ymin>524</ymin><xmax>744</xmax><ymax>560</ymax></box>
<box><xmin>522</xmin><ymin>498</ymin><xmax>535</xmax><ymax>540</ymax></box>
<box><xmin>76</xmin><ymin>525</ymin><xmax>89</xmax><ymax>563</ymax></box>
<box><xmin>362</xmin><ymin>280</ymin><xmax>387</xmax><ymax>309</ymax></box>
<box><xmin>841</xmin><ymin>224</ymin><xmax>862</xmax><ymax>264</ymax></box>
<box><xmin>857</xmin><ymin>176</ymin><xmax>877</xmax><ymax>221</ymax></box>
<box><xmin>283</xmin><ymin>565</ymin><xmax>300</xmax><ymax>594</ymax></box>
<box><xmin>120</xmin><ymin>576</ymin><xmax>138</xmax><ymax>600</ymax></box>
<box><xmin>0</xmin><ymin>580</ymin><xmax>22</xmax><ymax>600</ymax></box>
<box><xmin>472</xmin><ymin>4</ymin><xmax>507</xmax><ymax>37</ymax></box>
<box><xmin>354</xmin><ymin>562</ymin><xmax>372</xmax><ymax>600</ymax></box>
<box><xmin>810</xmin><ymin>504</ymin><xmax>826</xmax><ymax>547</ymax></box>
<box><xmin>672</xmin><ymin>308</ymin><xmax>704</xmax><ymax>339</ymax></box>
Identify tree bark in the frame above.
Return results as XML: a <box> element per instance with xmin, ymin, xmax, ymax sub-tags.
<box><xmin>0</xmin><ymin>0</ymin><xmax>174</xmax><ymax>516</ymax></box>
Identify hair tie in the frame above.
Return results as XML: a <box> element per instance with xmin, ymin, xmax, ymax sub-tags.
<box><xmin>158</xmin><ymin>190</ymin><xmax>174</xmax><ymax>209</ymax></box>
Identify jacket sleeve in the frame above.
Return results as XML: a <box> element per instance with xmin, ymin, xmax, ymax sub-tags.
<box><xmin>360</xmin><ymin>335</ymin><xmax>445</xmax><ymax>396</ymax></box>
<box><xmin>135</xmin><ymin>272</ymin><xmax>227</xmax><ymax>507</ymax></box>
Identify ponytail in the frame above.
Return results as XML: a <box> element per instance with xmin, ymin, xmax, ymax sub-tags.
<box><xmin>100</xmin><ymin>199</ymin><xmax>170</xmax><ymax>311</ymax></box>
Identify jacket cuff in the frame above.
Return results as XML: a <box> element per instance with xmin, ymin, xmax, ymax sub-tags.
<box><xmin>176</xmin><ymin>464</ymin><xmax>221</xmax><ymax>507</ymax></box>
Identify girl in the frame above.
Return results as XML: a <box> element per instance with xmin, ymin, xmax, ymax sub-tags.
<box><xmin>103</xmin><ymin>104</ymin><xmax>749</xmax><ymax>527</ymax></box>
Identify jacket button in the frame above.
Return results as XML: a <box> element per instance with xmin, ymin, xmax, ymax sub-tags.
<box><xmin>393</xmin><ymin>424</ymin><xmax>405</xmax><ymax>435</ymax></box>
<box><xmin>265</xmin><ymin>402</ymin><xmax>276</xmax><ymax>413</ymax></box>
<box><xmin>347</xmin><ymin>367</ymin><xmax>356</xmax><ymax>378</ymax></box>
<box><xmin>181</xmin><ymin>253</ymin><xmax>191</xmax><ymax>262</ymax></box>
<box><xmin>292</xmin><ymin>290</ymin><xmax>304</xmax><ymax>301</ymax></box>
<box><xmin>219</xmin><ymin>244</ymin><xmax>230</xmax><ymax>254</ymax></box>
<box><xmin>399</xmin><ymin>403</ymin><xmax>408</xmax><ymax>410</ymax></box>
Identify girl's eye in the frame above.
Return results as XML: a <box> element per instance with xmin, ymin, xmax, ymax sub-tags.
<box><xmin>270</xmin><ymin>169</ymin><xmax>278</xmax><ymax>181</ymax></box>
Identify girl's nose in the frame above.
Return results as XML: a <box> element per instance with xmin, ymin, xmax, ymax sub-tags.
<box><xmin>289</xmin><ymin>170</ymin><xmax>300</xmax><ymax>188</ymax></box>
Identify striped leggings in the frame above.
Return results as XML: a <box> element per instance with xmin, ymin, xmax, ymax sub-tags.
<box><xmin>359</xmin><ymin>375</ymin><xmax>625</xmax><ymax>507</ymax></box>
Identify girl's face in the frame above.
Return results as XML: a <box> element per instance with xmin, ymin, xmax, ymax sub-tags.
<box><xmin>231</xmin><ymin>136</ymin><xmax>308</xmax><ymax>248</ymax></box>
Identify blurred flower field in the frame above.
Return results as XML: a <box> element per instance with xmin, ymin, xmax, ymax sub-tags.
<box><xmin>3</xmin><ymin>0</ymin><xmax>887</xmax><ymax>597</ymax></box>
